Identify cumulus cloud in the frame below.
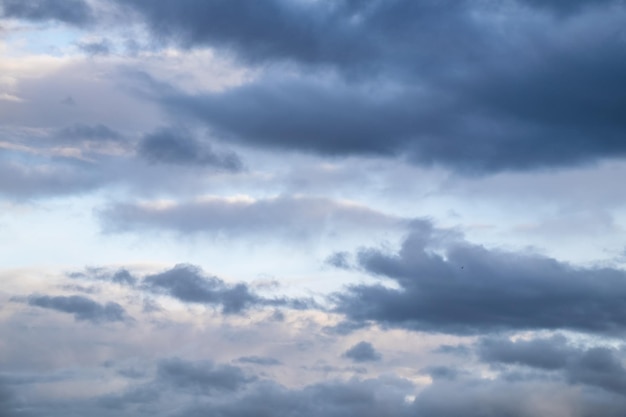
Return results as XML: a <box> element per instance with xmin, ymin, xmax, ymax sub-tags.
<box><xmin>343</xmin><ymin>341</ymin><xmax>382</xmax><ymax>363</ymax></box>
<box><xmin>334</xmin><ymin>220</ymin><xmax>626</xmax><ymax>334</ymax></box>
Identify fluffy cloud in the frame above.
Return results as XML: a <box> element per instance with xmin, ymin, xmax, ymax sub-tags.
<box><xmin>343</xmin><ymin>341</ymin><xmax>382</xmax><ymax>363</ymax></box>
<box><xmin>334</xmin><ymin>220</ymin><xmax>626</xmax><ymax>334</ymax></box>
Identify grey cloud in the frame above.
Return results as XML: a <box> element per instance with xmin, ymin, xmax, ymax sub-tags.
<box><xmin>69</xmin><ymin>267</ymin><xmax>137</xmax><ymax>286</ymax></box>
<box><xmin>478</xmin><ymin>334</ymin><xmax>574</xmax><ymax>370</ymax></box>
<box><xmin>55</xmin><ymin>124</ymin><xmax>122</xmax><ymax>143</ymax></box>
<box><xmin>24</xmin><ymin>295</ymin><xmax>129</xmax><ymax>323</ymax></box>
<box><xmin>178</xmin><ymin>376</ymin><xmax>414</xmax><ymax>417</ymax></box>
<box><xmin>236</xmin><ymin>356</ymin><xmax>282</xmax><ymax>366</ymax></box>
<box><xmin>142</xmin><ymin>264</ymin><xmax>308</xmax><ymax>314</ymax></box>
<box><xmin>77</xmin><ymin>39</ymin><xmax>113</xmax><ymax>56</ymax></box>
<box><xmin>129</xmin><ymin>0</ymin><xmax>626</xmax><ymax>173</ymax></box>
<box><xmin>433</xmin><ymin>344</ymin><xmax>472</xmax><ymax>357</ymax></box>
<box><xmin>114</xmin><ymin>0</ymin><xmax>376</xmax><ymax>66</ymax></box>
<box><xmin>115</xmin><ymin>0</ymin><xmax>621</xmax><ymax>68</ymax></box>
<box><xmin>137</xmin><ymin>127</ymin><xmax>242</xmax><ymax>170</ymax></box>
<box><xmin>0</xmin><ymin>158</ymin><xmax>105</xmax><ymax>200</ymax></box>
<box><xmin>0</xmin><ymin>370</ymin><xmax>75</xmax><ymax>386</ymax></box>
<box><xmin>157</xmin><ymin>357</ymin><xmax>252</xmax><ymax>394</ymax></box>
<box><xmin>325</xmin><ymin>252</ymin><xmax>352</xmax><ymax>269</ymax></box>
<box><xmin>334</xmin><ymin>220</ymin><xmax>626</xmax><ymax>334</ymax></box>
<box><xmin>69</xmin><ymin>263</ymin><xmax>314</xmax><ymax>314</ymax></box>
<box><xmin>478</xmin><ymin>335</ymin><xmax>626</xmax><ymax>395</ymax></box>
<box><xmin>0</xmin><ymin>0</ymin><xmax>93</xmax><ymax>25</ymax></box>
<box><xmin>0</xmin><ymin>382</ymin><xmax>21</xmax><ymax>417</ymax></box>
<box><xmin>100</xmin><ymin>195</ymin><xmax>404</xmax><ymax>238</ymax></box>
<box><xmin>323</xmin><ymin>320</ymin><xmax>373</xmax><ymax>336</ymax></box>
<box><xmin>419</xmin><ymin>366</ymin><xmax>462</xmax><ymax>381</ymax></box>
<box><xmin>343</xmin><ymin>341</ymin><xmax>382</xmax><ymax>363</ymax></box>
<box><xmin>521</xmin><ymin>0</ymin><xmax>619</xmax><ymax>14</ymax></box>
<box><xmin>411</xmin><ymin>378</ymin><xmax>626</xmax><ymax>417</ymax></box>
<box><xmin>98</xmin><ymin>384</ymin><xmax>161</xmax><ymax>410</ymax></box>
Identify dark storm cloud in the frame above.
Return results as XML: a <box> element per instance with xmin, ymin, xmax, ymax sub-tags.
<box><xmin>142</xmin><ymin>264</ymin><xmax>309</xmax><ymax>314</ymax></box>
<box><xmin>24</xmin><ymin>294</ymin><xmax>129</xmax><ymax>323</ymax></box>
<box><xmin>115</xmin><ymin>0</ymin><xmax>622</xmax><ymax>67</ymax></box>
<box><xmin>334</xmin><ymin>220</ymin><xmax>626</xmax><ymax>334</ymax></box>
<box><xmin>157</xmin><ymin>358</ymin><xmax>253</xmax><ymax>394</ymax></box>
<box><xmin>118</xmin><ymin>0</ymin><xmax>626</xmax><ymax>172</ymax></box>
<box><xmin>100</xmin><ymin>195</ymin><xmax>403</xmax><ymax>237</ymax></box>
<box><xmin>478</xmin><ymin>335</ymin><xmax>626</xmax><ymax>395</ymax></box>
<box><xmin>113</xmin><ymin>0</ymin><xmax>377</xmax><ymax>66</ymax></box>
<box><xmin>137</xmin><ymin>128</ymin><xmax>242</xmax><ymax>170</ymax></box>
<box><xmin>0</xmin><ymin>0</ymin><xmax>93</xmax><ymax>25</ymax></box>
<box><xmin>343</xmin><ymin>341</ymin><xmax>382</xmax><ymax>363</ymax></box>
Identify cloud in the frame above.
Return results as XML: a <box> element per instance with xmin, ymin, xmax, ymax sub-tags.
<box><xmin>478</xmin><ymin>334</ymin><xmax>573</xmax><ymax>370</ymax></box>
<box><xmin>142</xmin><ymin>264</ymin><xmax>309</xmax><ymax>314</ymax></box>
<box><xmin>343</xmin><ymin>341</ymin><xmax>382</xmax><ymax>363</ymax></box>
<box><xmin>157</xmin><ymin>357</ymin><xmax>253</xmax><ymax>394</ymax></box>
<box><xmin>236</xmin><ymin>356</ymin><xmax>282</xmax><ymax>366</ymax></box>
<box><xmin>325</xmin><ymin>252</ymin><xmax>352</xmax><ymax>269</ymax></box>
<box><xmin>0</xmin><ymin>158</ymin><xmax>106</xmax><ymax>200</ymax></box>
<box><xmin>178</xmin><ymin>376</ymin><xmax>414</xmax><ymax>417</ymax></box>
<box><xmin>68</xmin><ymin>267</ymin><xmax>138</xmax><ymax>286</ymax></box>
<box><xmin>419</xmin><ymin>365</ymin><xmax>463</xmax><ymax>381</ymax></box>
<box><xmin>137</xmin><ymin>127</ymin><xmax>243</xmax><ymax>170</ymax></box>
<box><xmin>117</xmin><ymin>0</ymin><xmax>626</xmax><ymax>173</ymax></box>
<box><xmin>24</xmin><ymin>294</ymin><xmax>129</xmax><ymax>323</ymax></box>
<box><xmin>66</xmin><ymin>264</ymin><xmax>314</xmax><ymax>314</ymax></box>
<box><xmin>410</xmin><ymin>378</ymin><xmax>621</xmax><ymax>417</ymax></box>
<box><xmin>77</xmin><ymin>39</ymin><xmax>113</xmax><ymax>56</ymax></box>
<box><xmin>477</xmin><ymin>335</ymin><xmax>626</xmax><ymax>395</ymax></box>
<box><xmin>0</xmin><ymin>0</ymin><xmax>93</xmax><ymax>25</ymax></box>
<box><xmin>334</xmin><ymin>220</ymin><xmax>626</xmax><ymax>334</ymax></box>
<box><xmin>100</xmin><ymin>195</ymin><xmax>404</xmax><ymax>238</ymax></box>
<box><xmin>55</xmin><ymin>124</ymin><xmax>122</xmax><ymax>143</ymax></box>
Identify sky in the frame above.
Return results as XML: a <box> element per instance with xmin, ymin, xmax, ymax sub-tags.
<box><xmin>1</xmin><ymin>0</ymin><xmax>626</xmax><ymax>415</ymax></box>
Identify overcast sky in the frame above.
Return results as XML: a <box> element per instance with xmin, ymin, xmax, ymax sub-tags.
<box><xmin>2</xmin><ymin>1</ymin><xmax>626</xmax><ymax>416</ymax></box>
